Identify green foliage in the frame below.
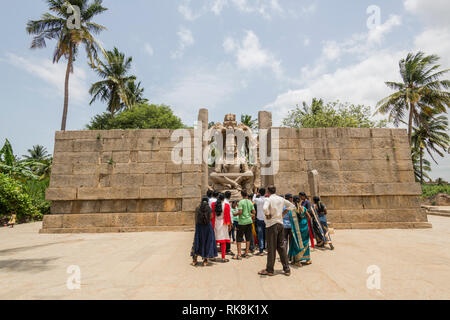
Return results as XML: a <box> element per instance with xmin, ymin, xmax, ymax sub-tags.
<box><xmin>89</xmin><ymin>47</ymin><xmax>139</xmax><ymax>115</ymax></box>
<box><xmin>241</xmin><ymin>114</ymin><xmax>258</xmax><ymax>130</ymax></box>
<box><xmin>0</xmin><ymin>139</ymin><xmax>39</xmax><ymax>181</ymax></box>
<box><xmin>421</xmin><ymin>184</ymin><xmax>450</xmax><ymax>198</ymax></box>
<box><xmin>282</xmin><ymin>98</ymin><xmax>388</xmax><ymax>128</ymax></box>
<box><xmin>86</xmin><ymin>103</ymin><xmax>186</xmax><ymax>130</ymax></box>
<box><xmin>377</xmin><ymin>51</ymin><xmax>449</xmax><ymax>142</ymax></box>
<box><xmin>0</xmin><ymin>173</ymin><xmax>42</xmax><ymax>223</ymax></box>
<box><xmin>23</xmin><ymin>178</ymin><xmax>51</xmax><ymax>216</ymax></box>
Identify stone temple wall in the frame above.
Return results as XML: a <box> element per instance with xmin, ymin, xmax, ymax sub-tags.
<box><xmin>273</xmin><ymin>127</ymin><xmax>430</xmax><ymax>229</ymax></box>
<box><xmin>41</xmin><ymin>129</ymin><xmax>201</xmax><ymax>233</ymax></box>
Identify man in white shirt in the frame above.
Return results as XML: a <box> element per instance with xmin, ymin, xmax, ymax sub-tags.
<box><xmin>209</xmin><ymin>190</ymin><xmax>218</xmax><ymax>209</ymax></box>
<box><xmin>253</xmin><ymin>188</ymin><xmax>267</xmax><ymax>255</ymax></box>
<box><xmin>258</xmin><ymin>186</ymin><xmax>295</xmax><ymax>277</ymax></box>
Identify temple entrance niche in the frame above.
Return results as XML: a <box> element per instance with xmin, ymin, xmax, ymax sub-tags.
<box><xmin>208</xmin><ymin>114</ymin><xmax>259</xmax><ymax>200</ymax></box>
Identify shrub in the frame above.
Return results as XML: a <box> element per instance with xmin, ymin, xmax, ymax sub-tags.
<box><xmin>421</xmin><ymin>184</ymin><xmax>450</xmax><ymax>198</ymax></box>
<box><xmin>0</xmin><ymin>173</ymin><xmax>42</xmax><ymax>223</ymax></box>
<box><xmin>23</xmin><ymin>178</ymin><xmax>51</xmax><ymax>216</ymax></box>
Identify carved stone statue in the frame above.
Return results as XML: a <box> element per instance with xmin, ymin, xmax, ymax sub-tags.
<box><xmin>209</xmin><ymin>114</ymin><xmax>258</xmax><ymax>199</ymax></box>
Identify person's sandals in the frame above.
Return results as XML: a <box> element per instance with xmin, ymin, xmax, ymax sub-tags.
<box><xmin>258</xmin><ymin>270</ymin><xmax>274</xmax><ymax>276</ymax></box>
<box><xmin>232</xmin><ymin>255</ymin><xmax>242</xmax><ymax>260</ymax></box>
<box><xmin>241</xmin><ymin>253</ymin><xmax>250</xmax><ymax>258</ymax></box>
<box><xmin>284</xmin><ymin>270</ymin><xmax>291</xmax><ymax>276</ymax></box>
<box><xmin>329</xmin><ymin>244</ymin><xmax>335</xmax><ymax>250</ymax></box>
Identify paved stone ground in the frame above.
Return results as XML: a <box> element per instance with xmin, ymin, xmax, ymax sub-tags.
<box><xmin>0</xmin><ymin>215</ymin><xmax>449</xmax><ymax>300</ymax></box>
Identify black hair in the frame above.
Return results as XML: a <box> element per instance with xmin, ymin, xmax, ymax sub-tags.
<box><xmin>241</xmin><ymin>190</ymin><xmax>248</xmax><ymax>198</ymax></box>
<box><xmin>206</xmin><ymin>190</ymin><xmax>213</xmax><ymax>198</ymax></box>
<box><xmin>268</xmin><ymin>186</ymin><xmax>276</xmax><ymax>195</ymax></box>
<box><xmin>259</xmin><ymin>188</ymin><xmax>266</xmax><ymax>196</ymax></box>
<box><xmin>213</xmin><ymin>191</ymin><xmax>219</xmax><ymax>198</ymax></box>
<box><xmin>293</xmin><ymin>195</ymin><xmax>300</xmax><ymax>204</ymax></box>
<box><xmin>215</xmin><ymin>193</ymin><xmax>225</xmax><ymax>217</ymax></box>
<box><xmin>285</xmin><ymin>193</ymin><xmax>293</xmax><ymax>200</ymax></box>
<box><xmin>313</xmin><ymin>196</ymin><xmax>320</xmax><ymax>204</ymax></box>
<box><xmin>196</xmin><ymin>197</ymin><xmax>211</xmax><ymax>225</ymax></box>
<box><xmin>224</xmin><ymin>191</ymin><xmax>232</xmax><ymax>199</ymax></box>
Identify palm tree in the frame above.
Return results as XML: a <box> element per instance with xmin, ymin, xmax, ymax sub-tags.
<box><xmin>23</xmin><ymin>145</ymin><xmax>50</xmax><ymax>161</ymax></box>
<box><xmin>411</xmin><ymin>148</ymin><xmax>432</xmax><ymax>183</ymax></box>
<box><xmin>241</xmin><ymin>114</ymin><xmax>258</xmax><ymax>130</ymax></box>
<box><xmin>89</xmin><ymin>47</ymin><xmax>136</xmax><ymax>116</ymax></box>
<box><xmin>377</xmin><ymin>52</ymin><xmax>449</xmax><ymax>143</ymax></box>
<box><xmin>125</xmin><ymin>81</ymin><xmax>149</xmax><ymax>107</ymax></box>
<box><xmin>411</xmin><ymin>112</ymin><xmax>449</xmax><ymax>183</ymax></box>
<box><xmin>27</xmin><ymin>0</ymin><xmax>108</xmax><ymax>131</ymax></box>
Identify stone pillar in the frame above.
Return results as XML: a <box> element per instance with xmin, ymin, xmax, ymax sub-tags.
<box><xmin>308</xmin><ymin>170</ymin><xmax>320</xmax><ymax>197</ymax></box>
<box><xmin>198</xmin><ymin>109</ymin><xmax>209</xmax><ymax>196</ymax></box>
<box><xmin>258</xmin><ymin>111</ymin><xmax>274</xmax><ymax>188</ymax></box>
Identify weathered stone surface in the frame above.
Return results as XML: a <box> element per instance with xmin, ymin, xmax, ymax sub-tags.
<box><xmin>46</xmin><ymin>188</ymin><xmax>77</xmax><ymax>201</ymax></box>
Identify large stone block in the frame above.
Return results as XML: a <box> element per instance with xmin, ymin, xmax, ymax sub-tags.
<box><xmin>42</xmin><ymin>215</ymin><xmax>64</xmax><ymax>229</ymax></box>
<box><xmin>50</xmin><ymin>201</ymin><xmax>73</xmax><ymax>214</ymax></box>
<box><xmin>182</xmin><ymin>172</ymin><xmax>202</xmax><ymax>186</ymax></box>
<box><xmin>73</xmin><ymin>139</ymin><xmax>103</xmax><ymax>152</ymax></box>
<box><xmin>100</xmin><ymin>200</ymin><xmax>128</xmax><ymax>213</ymax></box>
<box><xmin>140</xmin><ymin>187</ymin><xmax>168</xmax><ymax>199</ymax></box>
<box><xmin>371</xmin><ymin>128</ymin><xmax>392</xmax><ymax>138</ymax></box>
<box><xmin>373</xmin><ymin>183</ymin><xmax>422</xmax><ymax>195</ymax></box>
<box><xmin>50</xmin><ymin>175</ymin><xmax>72</xmax><ymax>188</ymax></box>
<box><xmin>129</xmin><ymin>163</ymin><xmax>165</xmax><ymax>174</ymax></box>
<box><xmin>46</xmin><ymin>188</ymin><xmax>77</xmax><ymax>201</ymax></box>
<box><xmin>54</xmin><ymin>140</ymin><xmax>74</xmax><ymax>152</ymax></box>
<box><xmin>143</xmin><ymin>174</ymin><xmax>169</xmax><ymax>186</ymax></box>
<box><xmin>307</xmin><ymin>160</ymin><xmax>340</xmax><ymax>171</ymax></box>
<box><xmin>51</xmin><ymin>163</ymin><xmax>73</xmax><ymax>175</ymax></box>
<box><xmin>183</xmin><ymin>198</ymin><xmax>199</xmax><ymax>212</ymax></box>
<box><xmin>340</xmin><ymin>149</ymin><xmax>372</xmax><ymax>160</ymax></box>
<box><xmin>304</xmin><ymin>148</ymin><xmax>340</xmax><ymax>160</ymax></box>
<box><xmin>71</xmin><ymin>175</ymin><xmax>98</xmax><ymax>188</ymax></box>
<box><xmin>77</xmin><ymin>187</ymin><xmax>139</xmax><ymax>200</ymax></box>
<box><xmin>337</xmin><ymin>128</ymin><xmax>371</xmax><ymax>138</ymax></box>
<box><xmin>73</xmin><ymin>163</ymin><xmax>98</xmax><ymax>175</ymax></box>
<box><xmin>110</xmin><ymin>174</ymin><xmax>144</xmax><ymax>188</ymax></box>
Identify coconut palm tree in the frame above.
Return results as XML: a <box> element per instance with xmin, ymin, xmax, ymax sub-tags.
<box><xmin>27</xmin><ymin>0</ymin><xmax>108</xmax><ymax>131</ymax></box>
<box><xmin>411</xmin><ymin>148</ymin><xmax>432</xmax><ymax>183</ymax></box>
<box><xmin>411</xmin><ymin>112</ymin><xmax>449</xmax><ymax>183</ymax></box>
<box><xmin>89</xmin><ymin>47</ymin><xmax>137</xmax><ymax>116</ymax></box>
<box><xmin>241</xmin><ymin>114</ymin><xmax>258</xmax><ymax>130</ymax></box>
<box><xmin>376</xmin><ymin>52</ymin><xmax>449</xmax><ymax>143</ymax></box>
<box><xmin>23</xmin><ymin>145</ymin><xmax>50</xmax><ymax>161</ymax></box>
<box><xmin>125</xmin><ymin>80</ymin><xmax>149</xmax><ymax>107</ymax></box>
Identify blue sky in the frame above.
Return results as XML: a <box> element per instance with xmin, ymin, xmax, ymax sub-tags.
<box><xmin>0</xmin><ymin>0</ymin><xmax>449</xmax><ymax>180</ymax></box>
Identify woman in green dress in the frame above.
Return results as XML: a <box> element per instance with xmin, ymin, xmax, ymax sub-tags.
<box><xmin>288</xmin><ymin>196</ymin><xmax>312</xmax><ymax>266</ymax></box>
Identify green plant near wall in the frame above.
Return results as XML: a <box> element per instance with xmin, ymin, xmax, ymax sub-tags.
<box><xmin>0</xmin><ymin>173</ymin><xmax>42</xmax><ymax>223</ymax></box>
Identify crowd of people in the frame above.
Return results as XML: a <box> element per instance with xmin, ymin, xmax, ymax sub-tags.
<box><xmin>190</xmin><ymin>185</ymin><xmax>334</xmax><ymax>276</ymax></box>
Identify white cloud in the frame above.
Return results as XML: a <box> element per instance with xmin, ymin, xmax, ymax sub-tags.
<box><xmin>367</xmin><ymin>15</ymin><xmax>402</xmax><ymax>45</ymax></box>
<box><xmin>171</xmin><ymin>26</ymin><xmax>195</xmax><ymax>59</ymax></box>
<box><xmin>265</xmin><ymin>50</ymin><xmax>407</xmax><ymax>125</ymax></box>
<box><xmin>144</xmin><ymin>43</ymin><xmax>154</xmax><ymax>56</ymax></box>
<box><xmin>178</xmin><ymin>0</ymin><xmax>284</xmax><ymax>20</ymax></box>
<box><xmin>303</xmin><ymin>37</ymin><xmax>311</xmax><ymax>47</ymax></box>
<box><xmin>178</xmin><ymin>0</ymin><xmax>204</xmax><ymax>21</ymax></box>
<box><xmin>5</xmin><ymin>53</ymin><xmax>88</xmax><ymax>105</ymax></box>
<box><xmin>223</xmin><ymin>30</ymin><xmax>282</xmax><ymax>77</ymax></box>
<box><xmin>153</xmin><ymin>63</ymin><xmax>241</xmax><ymax>124</ymax></box>
<box><xmin>414</xmin><ymin>27</ymin><xmax>450</xmax><ymax>67</ymax></box>
<box><xmin>211</xmin><ymin>0</ymin><xmax>228</xmax><ymax>15</ymax></box>
<box><xmin>404</xmin><ymin>0</ymin><xmax>449</xmax><ymax>26</ymax></box>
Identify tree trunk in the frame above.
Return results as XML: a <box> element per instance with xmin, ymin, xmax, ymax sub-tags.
<box><xmin>408</xmin><ymin>102</ymin><xmax>415</xmax><ymax>144</ymax></box>
<box><xmin>419</xmin><ymin>147</ymin><xmax>423</xmax><ymax>184</ymax></box>
<box><xmin>61</xmin><ymin>47</ymin><xmax>73</xmax><ymax>131</ymax></box>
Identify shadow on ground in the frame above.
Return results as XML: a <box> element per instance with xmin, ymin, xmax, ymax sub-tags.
<box><xmin>0</xmin><ymin>257</ymin><xmax>60</xmax><ymax>273</ymax></box>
